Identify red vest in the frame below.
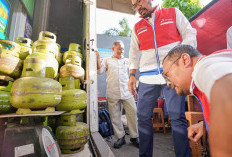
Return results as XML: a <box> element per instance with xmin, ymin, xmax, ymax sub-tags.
<box><xmin>192</xmin><ymin>49</ymin><xmax>232</xmax><ymax>131</ymax></box>
<box><xmin>192</xmin><ymin>83</ymin><xmax>210</xmax><ymax>131</ymax></box>
<box><xmin>134</xmin><ymin>7</ymin><xmax>181</xmax><ymax>50</ymax></box>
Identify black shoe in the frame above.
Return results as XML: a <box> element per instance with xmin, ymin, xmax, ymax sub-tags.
<box><xmin>113</xmin><ymin>136</ymin><xmax>126</xmax><ymax>149</ymax></box>
<box><xmin>130</xmin><ymin>137</ymin><xmax>139</xmax><ymax>148</ymax></box>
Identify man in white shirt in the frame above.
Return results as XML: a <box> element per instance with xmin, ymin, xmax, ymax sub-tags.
<box><xmin>128</xmin><ymin>0</ymin><xmax>196</xmax><ymax>156</ymax></box>
<box><xmin>96</xmin><ymin>40</ymin><xmax>139</xmax><ymax>149</ymax></box>
<box><xmin>162</xmin><ymin>44</ymin><xmax>232</xmax><ymax>156</ymax></box>
<box><xmin>227</xmin><ymin>26</ymin><xmax>232</xmax><ymax>49</ymax></box>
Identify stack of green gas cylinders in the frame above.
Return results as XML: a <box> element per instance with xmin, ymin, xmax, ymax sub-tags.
<box><xmin>0</xmin><ymin>32</ymin><xmax>63</xmax><ymax>115</ymax></box>
<box><xmin>55</xmin><ymin>43</ymin><xmax>89</xmax><ymax>154</ymax></box>
<box><xmin>10</xmin><ymin>31</ymin><xmax>62</xmax><ymax>114</ymax></box>
<box><xmin>0</xmin><ymin>32</ymin><xmax>89</xmax><ymax>154</ymax></box>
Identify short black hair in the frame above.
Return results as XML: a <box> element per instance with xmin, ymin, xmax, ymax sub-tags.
<box><xmin>163</xmin><ymin>44</ymin><xmax>202</xmax><ymax>63</ymax></box>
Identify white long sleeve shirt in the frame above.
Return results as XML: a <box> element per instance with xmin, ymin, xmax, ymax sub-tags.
<box><xmin>227</xmin><ymin>26</ymin><xmax>232</xmax><ymax>49</ymax></box>
<box><xmin>129</xmin><ymin>7</ymin><xmax>197</xmax><ymax>84</ymax></box>
<box><xmin>97</xmin><ymin>56</ymin><xmax>133</xmax><ymax>100</ymax></box>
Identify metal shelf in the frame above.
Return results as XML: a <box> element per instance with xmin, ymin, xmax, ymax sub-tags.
<box><xmin>0</xmin><ymin>111</ymin><xmax>65</xmax><ymax>118</ymax></box>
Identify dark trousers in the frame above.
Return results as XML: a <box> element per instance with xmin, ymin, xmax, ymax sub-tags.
<box><xmin>137</xmin><ymin>82</ymin><xmax>190</xmax><ymax>157</ymax></box>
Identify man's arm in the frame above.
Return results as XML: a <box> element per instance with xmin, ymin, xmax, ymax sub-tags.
<box><xmin>129</xmin><ymin>28</ymin><xmax>140</xmax><ymax>70</ymax></box>
<box><xmin>95</xmin><ymin>50</ymin><xmax>102</xmax><ymax>70</ymax></box>
<box><xmin>95</xmin><ymin>50</ymin><xmax>106</xmax><ymax>74</ymax></box>
<box><xmin>128</xmin><ymin>28</ymin><xmax>140</xmax><ymax>97</ymax></box>
<box><xmin>128</xmin><ymin>69</ymin><xmax>137</xmax><ymax>99</ymax></box>
<box><xmin>175</xmin><ymin>8</ymin><xmax>197</xmax><ymax>48</ymax></box>
<box><xmin>209</xmin><ymin>73</ymin><xmax>232</xmax><ymax>157</ymax></box>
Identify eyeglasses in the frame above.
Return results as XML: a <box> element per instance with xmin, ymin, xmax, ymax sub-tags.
<box><xmin>132</xmin><ymin>0</ymin><xmax>143</xmax><ymax>10</ymax></box>
<box><xmin>162</xmin><ymin>56</ymin><xmax>181</xmax><ymax>81</ymax></box>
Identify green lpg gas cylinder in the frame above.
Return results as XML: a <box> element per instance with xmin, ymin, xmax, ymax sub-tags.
<box><xmin>63</xmin><ymin>52</ymin><xmax>83</xmax><ymax>66</ymax></box>
<box><xmin>16</xmin><ymin>37</ymin><xmax>33</xmax><ymax>60</ymax></box>
<box><xmin>74</xmin><ymin>79</ymin><xmax>80</xmax><ymax>89</ymax></box>
<box><xmin>57</xmin><ymin>110</ymin><xmax>84</xmax><ymax>126</ymax></box>
<box><xmin>59</xmin><ymin>77</ymin><xmax>80</xmax><ymax>90</ymax></box>
<box><xmin>10</xmin><ymin>77</ymin><xmax>62</xmax><ymax>109</ymax></box>
<box><xmin>64</xmin><ymin>54</ymin><xmax>82</xmax><ymax>67</ymax></box>
<box><xmin>69</xmin><ymin>43</ymin><xmax>81</xmax><ymax>53</ymax></box>
<box><xmin>0</xmin><ymin>39</ymin><xmax>20</xmax><ymax>57</ymax></box>
<box><xmin>0</xmin><ymin>55</ymin><xmax>23</xmax><ymax>79</ymax></box>
<box><xmin>59</xmin><ymin>114</ymin><xmax>76</xmax><ymax>126</ymax></box>
<box><xmin>0</xmin><ymin>54</ymin><xmax>23</xmax><ymax>79</ymax></box>
<box><xmin>22</xmin><ymin>52</ymin><xmax>59</xmax><ymax>78</ymax></box>
<box><xmin>63</xmin><ymin>43</ymin><xmax>83</xmax><ymax>64</ymax></box>
<box><xmin>39</xmin><ymin>31</ymin><xmax>57</xmax><ymax>42</ymax></box>
<box><xmin>56</xmin><ymin>122</ymin><xmax>89</xmax><ymax>154</ymax></box>
<box><xmin>0</xmin><ymin>75</ymin><xmax>14</xmax><ymax>83</ymax></box>
<box><xmin>56</xmin><ymin>89</ymin><xmax>87</xmax><ymax>111</ymax></box>
<box><xmin>33</xmin><ymin>31</ymin><xmax>59</xmax><ymax>58</ymax></box>
<box><xmin>0</xmin><ymin>40</ymin><xmax>23</xmax><ymax>79</ymax></box>
<box><xmin>56</xmin><ymin>44</ymin><xmax>63</xmax><ymax>65</ymax></box>
<box><xmin>59</xmin><ymin>77</ymin><xmax>75</xmax><ymax>90</ymax></box>
<box><xmin>0</xmin><ymin>90</ymin><xmax>14</xmax><ymax>114</ymax></box>
<box><xmin>59</xmin><ymin>64</ymin><xmax>85</xmax><ymax>82</ymax></box>
<box><xmin>0</xmin><ymin>83</ymin><xmax>14</xmax><ymax>114</ymax></box>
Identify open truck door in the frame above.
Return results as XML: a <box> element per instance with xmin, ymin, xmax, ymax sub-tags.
<box><xmin>82</xmin><ymin>0</ymin><xmax>114</xmax><ymax>156</ymax></box>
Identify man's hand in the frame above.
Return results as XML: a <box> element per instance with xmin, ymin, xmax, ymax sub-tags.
<box><xmin>187</xmin><ymin>121</ymin><xmax>204</xmax><ymax>142</ymax></box>
<box><xmin>95</xmin><ymin>50</ymin><xmax>101</xmax><ymax>70</ymax></box>
<box><xmin>95</xmin><ymin>50</ymin><xmax>100</xmax><ymax>58</ymax></box>
<box><xmin>128</xmin><ymin>75</ymin><xmax>138</xmax><ymax>100</ymax></box>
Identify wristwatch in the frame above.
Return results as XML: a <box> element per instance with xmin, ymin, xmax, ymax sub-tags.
<box><xmin>129</xmin><ymin>73</ymin><xmax>136</xmax><ymax>77</ymax></box>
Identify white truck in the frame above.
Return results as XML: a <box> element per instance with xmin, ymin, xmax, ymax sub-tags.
<box><xmin>4</xmin><ymin>0</ymin><xmax>135</xmax><ymax>156</ymax></box>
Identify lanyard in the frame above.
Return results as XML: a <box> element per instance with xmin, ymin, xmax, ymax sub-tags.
<box><xmin>153</xmin><ymin>11</ymin><xmax>161</xmax><ymax>74</ymax></box>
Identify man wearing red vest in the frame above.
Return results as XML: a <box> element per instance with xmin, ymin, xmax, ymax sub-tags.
<box><xmin>128</xmin><ymin>0</ymin><xmax>196</xmax><ymax>156</ymax></box>
<box><xmin>162</xmin><ymin>44</ymin><xmax>232</xmax><ymax>156</ymax></box>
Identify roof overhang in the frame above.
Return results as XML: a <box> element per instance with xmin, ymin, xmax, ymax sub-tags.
<box><xmin>97</xmin><ymin>0</ymin><xmax>136</xmax><ymax>14</ymax></box>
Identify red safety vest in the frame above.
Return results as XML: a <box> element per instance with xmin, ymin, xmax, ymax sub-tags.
<box><xmin>191</xmin><ymin>82</ymin><xmax>210</xmax><ymax>131</ymax></box>
<box><xmin>134</xmin><ymin>7</ymin><xmax>181</xmax><ymax>50</ymax></box>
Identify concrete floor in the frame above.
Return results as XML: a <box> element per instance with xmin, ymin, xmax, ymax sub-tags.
<box><xmin>105</xmin><ymin>130</ymin><xmax>175</xmax><ymax>157</ymax></box>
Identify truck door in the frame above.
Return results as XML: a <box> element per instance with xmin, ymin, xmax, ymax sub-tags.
<box><xmin>83</xmin><ymin>0</ymin><xmax>98</xmax><ymax>132</ymax></box>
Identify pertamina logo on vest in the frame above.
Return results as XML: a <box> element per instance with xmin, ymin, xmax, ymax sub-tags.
<box><xmin>160</xmin><ymin>18</ymin><xmax>174</xmax><ymax>25</ymax></box>
<box><xmin>137</xmin><ymin>26</ymin><xmax>148</xmax><ymax>35</ymax></box>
